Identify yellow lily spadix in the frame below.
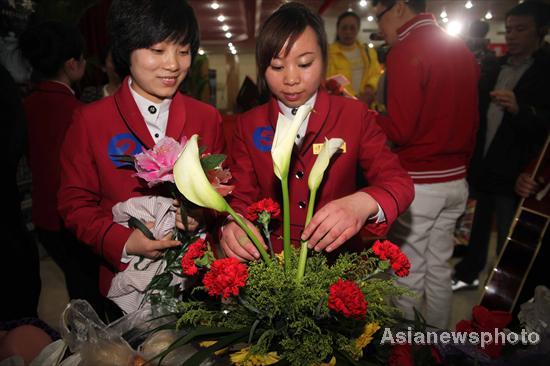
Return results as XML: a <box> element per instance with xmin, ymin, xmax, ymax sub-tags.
<box><xmin>271</xmin><ymin>104</ymin><xmax>313</xmax><ymax>180</ymax></box>
<box><xmin>308</xmin><ymin>138</ymin><xmax>345</xmax><ymax>191</ymax></box>
<box><xmin>173</xmin><ymin>134</ymin><xmax>229</xmax><ymax>212</ymax></box>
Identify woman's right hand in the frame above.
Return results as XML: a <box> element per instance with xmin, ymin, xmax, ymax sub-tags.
<box><xmin>220</xmin><ymin>220</ymin><xmax>266</xmax><ymax>262</ymax></box>
<box><xmin>125</xmin><ymin>222</ymin><xmax>181</xmax><ymax>259</ymax></box>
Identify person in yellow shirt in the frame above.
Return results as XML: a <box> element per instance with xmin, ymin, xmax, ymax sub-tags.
<box><xmin>327</xmin><ymin>11</ymin><xmax>382</xmax><ymax>105</ymax></box>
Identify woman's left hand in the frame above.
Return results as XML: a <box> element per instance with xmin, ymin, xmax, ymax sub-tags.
<box><xmin>301</xmin><ymin>192</ymin><xmax>379</xmax><ymax>253</ymax></box>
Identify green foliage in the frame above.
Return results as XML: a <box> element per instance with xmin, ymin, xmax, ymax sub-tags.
<box><xmin>174</xmin><ymin>249</ymin><xmax>408</xmax><ymax>365</ymax></box>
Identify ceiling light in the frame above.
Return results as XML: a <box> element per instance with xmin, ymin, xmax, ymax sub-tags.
<box><xmin>359</xmin><ymin>0</ymin><xmax>367</xmax><ymax>7</ymax></box>
<box><xmin>447</xmin><ymin>20</ymin><xmax>463</xmax><ymax>36</ymax></box>
<box><xmin>217</xmin><ymin>15</ymin><xmax>225</xmax><ymax>22</ymax></box>
<box><xmin>440</xmin><ymin>9</ymin><xmax>448</xmax><ymax>19</ymax></box>
<box><xmin>442</xmin><ymin>17</ymin><xmax>449</xmax><ymax>23</ymax></box>
<box><xmin>347</xmin><ymin>7</ymin><xmax>353</xmax><ymax>12</ymax></box>
<box><xmin>198</xmin><ymin>49</ymin><xmax>205</xmax><ymax>55</ymax></box>
<box><xmin>225</xmin><ymin>32</ymin><xmax>232</xmax><ymax>38</ymax></box>
<box><xmin>465</xmin><ymin>1</ymin><xmax>473</xmax><ymax>9</ymax></box>
<box><xmin>230</xmin><ymin>49</ymin><xmax>237</xmax><ymax>55</ymax></box>
<box><xmin>210</xmin><ymin>2</ymin><xmax>220</xmax><ymax>10</ymax></box>
<box><xmin>368</xmin><ymin>42</ymin><xmax>374</xmax><ymax>48</ymax></box>
<box><xmin>367</xmin><ymin>15</ymin><xmax>374</xmax><ymax>22</ymax></box>
<box><xmin>228</xmin><ymin>42</ymin><xmax>234</xmax><ymax>48</ymax></box>
<box><xmin>222</xmin><ymin>24</ymin><xmax>229</xmax><ymax>31</ymax></box>
<box><xmin>484</xmin><ymin>11</ymin><xmax>493</xmax><ymax>20</ymax></box>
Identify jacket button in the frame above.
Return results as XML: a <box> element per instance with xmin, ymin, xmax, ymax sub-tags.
<box><xmin>295</xmin><ymin>170</ymin><xmax>304</xmax><ymax>179</ymax></box>
<box><xmin>298</xmin><ymin>200</ymin><xmax>306</xmax><ymax>209</ymax></box>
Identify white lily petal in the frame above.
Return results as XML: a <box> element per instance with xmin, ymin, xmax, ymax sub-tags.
<box><xmin>173</xmin><ymin>134</ymin><xmax>229</xmax><ymax>212</ymax></box>
<box><xmin>271</xmin><ymin>104</ymin><xmax>313</xmax><ymax>180</ymax></box>
<box><xmin>308</xmin><ymin>137</ymin><xmax>344</xmax><ymax>191</ymax></box>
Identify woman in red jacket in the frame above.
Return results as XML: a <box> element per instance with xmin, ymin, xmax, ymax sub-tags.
<box><xmin>219</xmin><ymin>3</ymin><xmax>414</xmax><ymax>261</ymax></box>
<box><xmin>58</xmin><ymin>0</ymin><xmax>225</xmax><ymax>308</ymax></box>
<box><xmin>20</xmin><ymin>21</ymin><xmax>107</xmax><ymax>314</ymax></box>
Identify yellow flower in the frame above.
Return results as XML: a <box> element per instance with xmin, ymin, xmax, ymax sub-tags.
<box><xmin>173</xmin><ymin>134</ymin><xmax>229</xmax><ymax>212</ymax></box>
<box><xmin>308</xmin><ymin>138</ymin><xmax>344</xmax><ymax>192</ymax></box>
<box><xmin>230</xmin><ymin>346</ymin><xmax>280</xmax><ymax>366</ymax></box>
<box><xmin>271</xmin><ymin>105</ymin><xmax>312</xmax><ymax>180</ymax></box>
<box><xmin>199</xmin><ymin>340</ymin><xmax>227</xmax><ymax>356</ymax></box>
<box><xmin>274</xmin><ymin>251</ymin><xmax>285</xmax><ymax>266</ymax></box>
<box><xmin>356</xmin><ymin>322</ymin><xmax>380</xmax><ymax>350</ymax></box>
<box><xmin>311</xmin><ymin>356</ymin><xmax>336</xmax><ymax>366</ymax></box>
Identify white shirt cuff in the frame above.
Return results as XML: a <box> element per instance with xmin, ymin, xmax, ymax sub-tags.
<box><xmin>369</xmin><ymin>203</ymin><xmax>386</xmax><ymax>224</ymax></box>
<box><xmin>120</xmin><ymin>245</ymin><xmax>132</xmax><ymax>263</ymax></box>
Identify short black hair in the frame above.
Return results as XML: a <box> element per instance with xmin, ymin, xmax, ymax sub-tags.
<box><xmin>506</xmin><ymin>1</ymin><xmax>550</xmax><ymax>40</ymax></box>
<box><xmin>336</xmin><ymin>11</ymin><xmax>361</xmax><ymax>42</ymax></box>
<box><xmin>372</xmin><ymin>0</ymin><xmax>426</xmax><ymax>14</ymax></box>
<box><xmin>256</xmin><ymin>2</ymin><xmax>327</xmax><ymax>96</ymax></box>
<box><xmin>108</xmin><ymin>0</ymin><xmax>200</xmax><ymax>77</ymax></box>
<box><xmin>19</xmin><ymin>20</ymin><xmax>84</xmax><ymax>82</ymax></box>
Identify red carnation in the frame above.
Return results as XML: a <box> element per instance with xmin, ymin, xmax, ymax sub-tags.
<box><xmin>181</xmin><ymin>238</ymin><xmax>206</xmax><ymax>276</ymax></box>
<box><xmin>203</xmin><ymin>258</ymin><xmax>248</xmax><ymax>299</ymax></box>
<box><xmin>245</xmin><ymin>198</ymin><xmax>281</xmax><ymax>222</ymax></box>
<box><xmin>372</xmin><ymin>240</ymin><xmax>410</xmax><ymax>277</ymax></box>
<box><xmin>327</xmin><ymin>279</ymin><xmax>367</xmax><ymax>319</ymax></box>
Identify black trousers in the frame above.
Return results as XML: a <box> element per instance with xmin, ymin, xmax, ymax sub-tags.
<box><xmin>453</xmin><ymin>191</ymin><xmax>518</xmax><ymax>283</ymax></box>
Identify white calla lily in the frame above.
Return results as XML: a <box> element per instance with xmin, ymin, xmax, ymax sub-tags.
<box><xmin>173</xmin><ymin>134</ymin><xmax>229</xmax><ymax>212</ymax></box>
<box><xmin>271</xmin><ymin>104</ymin><xmax>313</xmax><ymax>180</ymax></box>
<box><xmin>174</xmin><ymin>134</ymin><xmax>271</xmax><ymax>263</ymax></box>
<box><xmin>308</xmin><ymin>138</ymin><xmax>345</xmax><ymax>191</ymax></box>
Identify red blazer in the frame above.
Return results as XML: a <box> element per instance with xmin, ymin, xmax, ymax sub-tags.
<box><xmin>24</xmin><ymin>81</ymin><xmax>82</xmax><ymax>231</ymax></box>
<box><xmin>58</xmin><ymin>77</ymin><xmax>225</xmax><ymax>295</ymax></box>
<box><xmin>228</xmin><ymin>89</ymin><xmax>414</xmax><ymax>255</ymax></box>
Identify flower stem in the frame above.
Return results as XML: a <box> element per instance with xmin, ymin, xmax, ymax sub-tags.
<box><xmin>282</xmin><ymin>176</ymin><xmax>292</xmax><ymax>272</ymax></box>
<box><xmin>226</xmin><ymin>206</ymin><xmax>272</xmax><ymax>263</ymax></box>
<box><xmin>262</xmin><ymin>223</ymin><xmax>275</xmax><ymax>258</ymax></box>
<box><xmin>296</xmin><ymin>188</ymin><xmax>317</xmax><ymax>282</ymax></box>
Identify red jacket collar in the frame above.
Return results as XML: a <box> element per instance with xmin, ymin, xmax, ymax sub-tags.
<box><xmin>397</xmin><ymin>13</ymin><xmax>437</xmax><ymax>42</ymax></box>
<box><xmin>113</xmin><ymin>76</ymin><xmax>188</xmax><ymax>149</ymax></box>
<box><xmin>267</xmin><ymin>88</ymin><xmax>331</xmax><ymax>155</ymax></box>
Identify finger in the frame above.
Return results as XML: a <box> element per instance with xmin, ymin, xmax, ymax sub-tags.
<box><xmin>302</xmin><ymin>208</ymin><xmax>331</xmax><ymax>241</ymax></box>
<box><xmin>145</xmin><ymin>221</ymin><xmax>155</xmax><ymax>229</ymax></box>
<box><xmin>246</xmin><ymin>222</ymin><xmax>268</xmax><ymax>249</ymax></box>
<box><xmin>223</xmin><ymin>228</ymin><xmax>258</xmax><ymax>260</ymax></box>
<box><xmin>312</xmin><ymin>221</ymin><xmax>346</xmax><ymax>252</ymax></box>
<box><xmin>308</xmin><ymin>218</ymin><xmax>337</xmax><ymax>250</ymax></box>
<box><xmin>220</xmin><ymin>239</ymin><xmax>248</xmax><ymax>262</ymax></box>
<box><xmin>156</xmin><ymin>239</ymin><xmax>182</xmax><ymax>250</ymax></box>
<box><xmin>326</xmin><ymin>227</ymin><xmax>356</xmax><ymax>253</ymax></box>
<box><xmin>172</xmin><ymin>199</ymin><xmax>180</xmax><ymax>207</ymax></box>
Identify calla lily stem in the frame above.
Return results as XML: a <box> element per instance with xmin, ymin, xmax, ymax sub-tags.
<box><xmin>226</xmin><ymin>206</ymin><xmax>272</xmax><ymax>264</ymax></box>
<box><xmin>282</xmin><ymin>176</ymin><xmax>292</xmax><ymax>272</ymax></box>
<box><xmin>297</xmin><ymin>188</ymin><xmax>317</xmax><ymax>281</ymax></box>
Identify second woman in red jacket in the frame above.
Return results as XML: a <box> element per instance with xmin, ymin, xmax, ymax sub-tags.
<box><xmin>220</xmin><ymin>2</ymin><xmax>414</xmax><ymax>262</ymax></box>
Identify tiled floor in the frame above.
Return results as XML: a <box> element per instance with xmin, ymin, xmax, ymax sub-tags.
<box><xmin>37</xmin><ymin>235</ymin><xmax>498</xmax><ymax>332</ymax></box>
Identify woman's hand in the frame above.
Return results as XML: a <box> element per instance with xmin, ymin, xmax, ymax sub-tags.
<box><xmin>301</xmin><ymin>192</ymin><xmax>379</xmax><ymax>253</ymax></box>
<box><xmin>490</xmin><ymin>90</ymin><xmax>519</xmax><ymax>115</ymax></box>
<box><xmin>220</xmin><ymin>219</ymin><xmax>267</xmax><ymax>262</ymax></box>
<box><xmin>125</xmin><ymin>222</ymin><xmax>181</xmax><ymax>259</ymax></box>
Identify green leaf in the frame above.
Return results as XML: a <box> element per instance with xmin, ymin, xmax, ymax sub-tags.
<box><xmin>128</xmin><ymin>216</ymin><xmax>155</xmax><ymax>240</ymax></box>
<box><xmin>200</xmin><ymin>154</ymin><xmax>227</xmax><ymax>171</ymax></box>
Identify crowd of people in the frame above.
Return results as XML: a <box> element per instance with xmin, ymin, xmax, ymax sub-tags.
<box><xmin>2</xmin><ymin>0</ymin><xmax>550</xmax><ymax>363</ymax></box>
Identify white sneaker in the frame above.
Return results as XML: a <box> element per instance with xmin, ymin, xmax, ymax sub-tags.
<box><xmin>452</xmin><ymin>279</ymin><xmax>479</xmax><ymax>291</ymax></box>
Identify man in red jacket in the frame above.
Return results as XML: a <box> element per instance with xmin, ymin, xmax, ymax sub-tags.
<box><xmin>373</xmin><ymin>0</ymin><xmax>479</xmax><ymax>328</ymax></box>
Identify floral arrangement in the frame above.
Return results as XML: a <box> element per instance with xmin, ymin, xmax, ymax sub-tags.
<box><xmin>138</xmin><ymin>105</ymin><xmax>413</xmax><ymax>366</ymax></box>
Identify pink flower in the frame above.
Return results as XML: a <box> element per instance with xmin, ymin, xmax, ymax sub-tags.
<box><xmin>134</xmin><ymin>137</ymin><xmax>187</xmax><ymax>187</ymax></box>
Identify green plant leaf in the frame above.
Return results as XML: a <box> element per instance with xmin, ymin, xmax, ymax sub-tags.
<box><xmin>128</xmin><ymin>216</ymin><xmax>155</xmax><ymax>240</ymax></box>
<box><xmin>200</xmin><ymin>154</ymin><xmax>227</xmax><ymax>171</ymax></box>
